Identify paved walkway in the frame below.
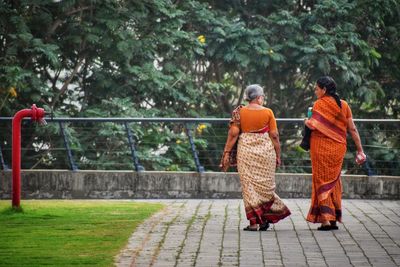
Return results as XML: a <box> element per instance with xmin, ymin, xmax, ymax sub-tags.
<box><xmin>116</xmin><ymin>199</ymin><xmax>400</xmax><ymax>267</ymax></box>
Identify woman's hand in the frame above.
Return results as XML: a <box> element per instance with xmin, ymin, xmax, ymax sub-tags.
<box><xmin>355</xmin><ymin>151</ymin><xmax>366</xmax><ymax>165</ymax></box>
<box><xmin>220</xmin><ymin>126</ymin><xmax>240</xmax><ymax>172</ymax></box>
<box><xmin>219</xmin><ymin>152</ymin><xmax>230</xmax><ymax>172</ymax></box>
<box><xmin>276</xmin><ymin>157</ymin><xmax>281</xmax><ymax>167</ymax></box>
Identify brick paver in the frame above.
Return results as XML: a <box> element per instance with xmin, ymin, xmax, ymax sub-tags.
<box><xmin>116</xmin><ymin>199</ymin><xmax>400</xmax><ymax>267</ymax></box>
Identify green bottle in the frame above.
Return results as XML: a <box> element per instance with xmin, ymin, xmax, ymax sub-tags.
<box><xmin>307</xmin><ymin>107</ymin><xmax>313</xmax><ymax>118</ymax></box>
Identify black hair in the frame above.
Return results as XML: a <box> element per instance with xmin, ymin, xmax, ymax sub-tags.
<box><xmin>316</xmin><ymin>76</ymin><xmax>341</xmax><ymax>108</ymax></box>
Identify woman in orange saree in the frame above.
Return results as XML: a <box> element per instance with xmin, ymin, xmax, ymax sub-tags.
<box><xmin>305</xmin><ymin>76</ymin><xmax>366</xmax><ymax>231</ymax></box>
<box><xmin>220</xmin><ymin>84</ymin><xmax>291</xmax><ymax>231</ymax></box>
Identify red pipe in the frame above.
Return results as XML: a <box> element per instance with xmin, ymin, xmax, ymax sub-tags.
<box><xmin>12</xmin><ymin>104</ymin><xmax>45</xmax><ymax>208</ymax></box>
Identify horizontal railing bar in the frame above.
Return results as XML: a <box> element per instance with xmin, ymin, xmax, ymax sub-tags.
<box><xmin>0</xmin><ymin>117</ymin><xmax>399</xmax><ymax>123</ymax></box>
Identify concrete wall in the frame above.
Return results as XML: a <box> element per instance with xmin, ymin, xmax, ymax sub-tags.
<box><xmin>0</xmin><ymin>170</ymin><xmax>399</xmax><ymax>199</ymax></box>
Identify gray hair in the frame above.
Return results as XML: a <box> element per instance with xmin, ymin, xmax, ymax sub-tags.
<box><xmin>244</xmin><ymin>84</ymin><xmax>264</xmax><ymax>101</ymax></box>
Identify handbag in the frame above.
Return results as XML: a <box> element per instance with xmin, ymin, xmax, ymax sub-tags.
<box><xmin>300</xmin><ymin>107</ymin><xmax>313</xmax><ymax>151</ymax></box>
<box><xmin>299</xmin><ymin>125</ymin><xmax>312</xmax><ymax>151</ymax></box>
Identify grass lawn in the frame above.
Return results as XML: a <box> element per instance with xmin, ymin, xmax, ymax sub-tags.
<box><xmin>0</xmin><ymin>200</ymin><xmax>164</xmax><ymax>267</ymax></box>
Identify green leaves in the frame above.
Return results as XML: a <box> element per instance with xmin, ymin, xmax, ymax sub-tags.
<box><xmin>370</xmin><ymin>48</ymin><xmax>382</xmax><ymax>59</ymax></box>
<box><xmin>311</xmin><ymin>25</ymin><xmax>328</xmax><ymax>34</ymax></box>
<box><xmin>318</xmin><ymin>57</ymin><xmax>331</xmax><ymax>74</ymax></box>
<box><xmin>0</xmin><ymin>0</ymin><xmax>398</xmax><ymax>172</ymax></box>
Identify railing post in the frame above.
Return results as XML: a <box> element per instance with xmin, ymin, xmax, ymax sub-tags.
<box><xmin>185</xmin><ymin>123</ymin><xmax>204</xmax><ymax>173</ymax></box>
<box><xmin>124</xmin><ymin>122</ymin><xmax>144</xmax><ymax>172</ymax></box>
<box><xmin>59</xmin><ymin>122</ymin><xmax>78</xmax><ymax>171</ymax></box>
<box><xmin>0</xmin><ymin>143</ymin><xmax>9</xmax><ymax>170</ymax></box>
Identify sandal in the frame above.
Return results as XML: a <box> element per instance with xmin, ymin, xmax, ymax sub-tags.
<box><xmin>243</xmin><ymin>225</ymin><xmax>258</xmax><ymax>231</ymax></box>
<box><xmin>329</xmin><ymin>221</ymin><xmax>339</xmax><ymax>230</ymax></box>
<box><xmin>259</xmin><ymin>222</ymin><xmax>270</xmax><ymax>231</ymax></box>
<box><xmin>317</xmin><ymin>225</ymin><xmax>332</xmax><ymax>231</ymax></box>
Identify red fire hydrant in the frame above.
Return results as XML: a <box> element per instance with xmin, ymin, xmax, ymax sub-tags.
<box><xmin>12</xmin><ymin>104</ymin><xmax>46</xmax><ymax>208</ymax></box>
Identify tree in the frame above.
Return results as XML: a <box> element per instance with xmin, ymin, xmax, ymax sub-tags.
<box><xmin>0</xmin><ymin>0</ymin><xmax>398</xmax><ymax>174</ymax></box>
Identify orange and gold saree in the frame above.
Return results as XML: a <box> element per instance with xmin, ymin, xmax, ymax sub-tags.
<box><xmin>232</xmin><ymin>107</ymin><xmax>291</xmax><ymax>225</ymax></box>
<box><xmin>306</xmin><ymin>96</ymin><xmax>352</xmax><ymax>223</ymax></box>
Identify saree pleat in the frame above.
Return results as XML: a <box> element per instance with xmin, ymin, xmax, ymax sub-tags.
<box><xmin>237</xmin><ymin>133</ymin><xmax>291</xmax><ymax>225</ymax></box>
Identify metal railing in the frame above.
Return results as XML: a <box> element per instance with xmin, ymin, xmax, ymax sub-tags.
<box><xmin>0</xmin><ymin>117</ymin><xmax>399</xmax><ymax>175</ymax></box>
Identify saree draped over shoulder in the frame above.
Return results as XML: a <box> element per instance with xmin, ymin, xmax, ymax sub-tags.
<box><xmin>306</xmin><ymin>96</ymin><xmax>352</xmax><ymax>223</ymax></box>
<box><xmin>234</xmin><ymin>107</ymin><xmax>291</xmax><ymax>225</ymax></box>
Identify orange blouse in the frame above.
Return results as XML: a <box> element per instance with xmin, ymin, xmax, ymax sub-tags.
<box><xmin>238</xmin><ymin>107</ymin><xmax>278</xmax><ymax>133</ymax></box>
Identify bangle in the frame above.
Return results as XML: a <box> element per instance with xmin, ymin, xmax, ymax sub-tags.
<box><xmin>223</xmin><ymin>151</ymin><xmax>231</xmax><ymax>154</ymax></box>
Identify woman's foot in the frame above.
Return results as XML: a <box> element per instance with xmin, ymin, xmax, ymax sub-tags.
<box><xmin>329</xmin><ymin>220</ymin><xmax>339</xmax><ymax>230</ymax></box>
<box><xmin>317</xmin><ymin>225</ymin><xmax>332</xmax><ymax>231</ymax></box>
<box><xmin>317</xmin><ymin>220</ymin><xmax>339</xmax><ymax>231</ymax></box>
<box><xmin>317</xmin><ymin>221</ymin><xmax>332</xmax><ymax>231</ymax></box>
<box><xmin>243</xmin><ymin>225</ymin><xmax>258</xmax><ymax>231</ymax></box>
<box><xmin>259</xmin><ymin>222</ymin><xmax>270</xmax><ymax>231</ymax></box>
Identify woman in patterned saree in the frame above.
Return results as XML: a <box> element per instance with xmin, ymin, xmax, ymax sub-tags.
<box><xmin>305</xmin><ymin>76</ymin><xmax>366</xmax><ymax>231</ymax></box>
<box><xmin>220</xmin><ymin>84</ymin><xmax>291</xmax><ymax>231</ymax></box>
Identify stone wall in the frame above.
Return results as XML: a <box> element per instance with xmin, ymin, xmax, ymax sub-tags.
<box><xmin>0</xmin><ymin>170</ymin><xmax>399</xmax><ymax>199</ymax></box>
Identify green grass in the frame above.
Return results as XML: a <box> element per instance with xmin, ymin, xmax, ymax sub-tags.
<box><xmin>0</xmin><ymin>200</ymin><xmax>164</xmax><ymax>267</ymax></box>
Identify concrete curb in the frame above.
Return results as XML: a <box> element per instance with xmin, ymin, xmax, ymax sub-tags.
<box><xmin>1</xmin><ymin>170</ymin><xmax>399</xmax><ymax>199</ymax></box>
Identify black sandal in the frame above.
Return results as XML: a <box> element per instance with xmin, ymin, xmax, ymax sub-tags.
<box><xmin>259</xmin><ymin>222</ymin><xmax>270</xmax><ymax>231</ymax></box>
<box><xmin>329</xmin><ymin>221</ymin><xmax>339</xmax><ymax>230</ymax></box>
<box><xmin>243</xmin><ymin>225</ymin><xmax>258</xmax><ymax>231</ymax></box>
<box><xmin>317</xmin><ymin>225</ymin><xmax>332</xmax><ymax>231</ymax></box>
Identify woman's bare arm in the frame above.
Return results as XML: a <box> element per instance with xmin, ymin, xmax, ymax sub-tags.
<box><xmin>348</xmin><ymin>117</ymin><xmax>364</xmax><ymax>153</ymax></box>
<box><xmin>223</xmin><ymin>126</ymin><xmax>240</xmax><ymax>151</ymax></box>
<box><xmin>220</xmin><ymin>126</ymin><xmax>240</xmax><ymax>171</ymax></box>
<box><xmin>348</xmin><ymin>117</ymin><xmax>367</xmax><ymax>164</ymax></box>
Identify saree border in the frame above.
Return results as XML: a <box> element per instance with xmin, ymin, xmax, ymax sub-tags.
<box><xmin>317</xmin><ymin>173</ymin><xmax>341</xmax><ymax>202</ymax></box>
<box><xmin>309</xmin><ymin>110</ymin><xmax>346</xmax><ymax>143</ymax></box>
<box><xmin>312</xmin><ymin>111</ymin><xmax>346</xmax><ymax>137</ymax></box>
<box><xmin>245</xmin><ymin>199</ymin><xmax>291</xmax><ymax>225</ymax></box>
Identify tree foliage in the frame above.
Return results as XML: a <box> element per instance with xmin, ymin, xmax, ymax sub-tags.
<box><xmin>0</xmin><ymin>0</ymin><xmax>399</xmax><ymax>173</ymax></box>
